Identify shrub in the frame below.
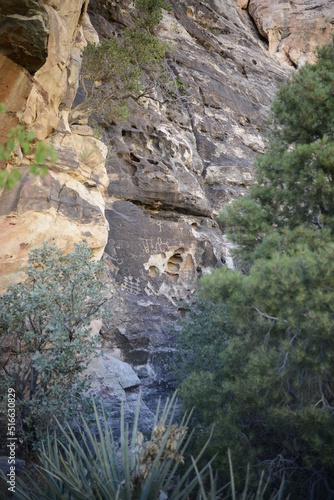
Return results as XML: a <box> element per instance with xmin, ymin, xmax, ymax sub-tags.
<box><xmin>8</xmin><ymin>393</ymin><xmax>219</xmax><ymax>499</ymax></box>
<box><xmin>0</xmin><ymin>241</ymin><xmax>109</xmax><ymax>450</ymax></box>
<box><xmin>72</xmin><ymin>0</ymin><xmax>184</xmax><ymax>124</ymax></box>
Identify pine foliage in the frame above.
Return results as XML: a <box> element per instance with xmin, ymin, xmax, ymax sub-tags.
<box><xmin>176</xmin><ymin>38</ymin><xmax>334</xmax><ymax>499</ymax></box>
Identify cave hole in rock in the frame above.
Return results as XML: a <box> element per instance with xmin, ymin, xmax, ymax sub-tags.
<box><xmin>130</xmin><ymin>152</ymin><xmax>141</xmax><ymax>162</ymax></box>
<box><xmin>149</xmin><ymin>266</ymin><xmax>159</xmax><ymax>277</ymax></box>
<box><xmin>177</xmin><ymin>307</ymin><xmax>188</xmax><ymax>318</ymax></box>
<box><xmin>166</xmin><ymin>251</ymin><xmax>184</xmax><ymax>279</ymax></box>
<box><xmin>126</xmin><ymin>162</ymin><xmax>137</xmax><ymax>176</ymax></box>
<box><xmin>166</xmin><ymin>272</ymin><xmax>179</xmax><ymax>283</ymax></box>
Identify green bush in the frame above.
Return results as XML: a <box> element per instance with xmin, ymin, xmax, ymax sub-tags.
<box><xmin>134</xmin><ymin>0</ymin><xmax>172</xmax><ymax>33</ymax></box>
<box><xmin>73</xmin><ymin>0</ymin><xmax>174</xmax><ymax>123</ymax></box>
<box><xmin>0</xmin><ymin>241</ymin><xmax>109</xmax><ymax>450</ymax></box>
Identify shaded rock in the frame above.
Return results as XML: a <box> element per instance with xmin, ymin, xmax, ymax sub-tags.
<box><xmin>0</xmin><ymin>54</ymin><xmax>33</xmax><ymax>143</ymax></box>
<box><xmin>104</xmin><ymin>201</ymin><xmax>223</xmax><ymax>305</ymax></box>
<box><xmin>100</xmin><ymin>200</ymin><xmax>225</xmax><ymax>392</ymax></box>
<box><xmin>0</xmin><ymin>0</ymin><xmax>49</xmax><ymax>74</ymax></box>
<box><xmin>88</xmin><ymin>5</ymin><xmax>290</xmax><ymax>392</ymax></box>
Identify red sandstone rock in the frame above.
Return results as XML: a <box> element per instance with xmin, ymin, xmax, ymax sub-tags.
<box><xmin>248</xmin><ymin>0</ymin><xmax>334</xmax><ymax>66</ymax></box>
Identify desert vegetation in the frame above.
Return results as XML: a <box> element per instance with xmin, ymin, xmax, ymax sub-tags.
<box><xmin>176</xmin><ymin>37</ymin><xmax>334</xmax><ymax>499</ymax></box>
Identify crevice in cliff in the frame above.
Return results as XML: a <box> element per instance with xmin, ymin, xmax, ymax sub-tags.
<box><xmin>242</xmin><ymin>4</ymin><xmax>269</xmax><ymax>49</ymax></box>
<box><xmin>169</xmin><ymin>0</ymin><xmax>219</xmax><ymax>53</ymax></box>
<box><xmin>164</xmin><ymin>57</ymin><xmax>205</xmax><ymax>176</ymax></box>
<box><xmin>127</xmin><ymin>199</ymin><xmax>212</xmax><ymax>219</ymax></box>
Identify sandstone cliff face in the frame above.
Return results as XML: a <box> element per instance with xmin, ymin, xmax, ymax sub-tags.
<box><xmin>0</xmin><ymin>0</ymin><xmax>109</xmax><ymax>292</ymax></box>
<box><xmin>85</xmin><ymin>0</ymin><xmax>333</xmax><ymax>406</ymax></box>
<box><xmin>248</xmin><ymin>0</ymin><xmax>334</xmax><ymax>66</ymax></box>
<box><xmin>0</xmin><ymin>0</ymin><xmax>333</xmax><ymax>411</ymax></box>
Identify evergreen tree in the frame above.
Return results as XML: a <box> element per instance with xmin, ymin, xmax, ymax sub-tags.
<box><xmin>221</xmin><ymin>38</ymin><xmax>334</xmax><ymax>265</ymax></box>
<box><xmin>176</xmin><ymin>38</ymin><xmax>334</xmax><ymax>498</ymax></box>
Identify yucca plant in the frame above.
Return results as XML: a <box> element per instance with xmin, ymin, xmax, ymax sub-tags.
<box><xmin>0</xmin><ymin>394</ymin><xmax>287</xmax><ymax>499</ymax></box>
<box><xmin>6</xmin><ymin>393</ymin><xmax>219</xmax><ymax>499</ymax></box>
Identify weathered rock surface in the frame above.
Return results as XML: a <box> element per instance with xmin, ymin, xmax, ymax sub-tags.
<box><xmin>83</xmin><ymin>0</ymin><xmax>334</xmax><ymax>414</ymax></box>
<box><xmin>248</xmin><ymin>0</ymin><xmax>334</xmax><ymax>66</ymax></box>
<box><xmin>84</xmin><ymin>0</ymin><xmax>288</xmax><ymax>406</ymax></box>
<box><xmin>0</xmin><ymin>55</ymin><xmax>33</xmax><ymax>143</ymax></box>
<box><xmin>0</xmin><ymin>0</ymin><xmax>49</xmax><ymax>74</ymax></box>
<box><xmin>0</xmin><ymin>3</ymin><xmax>109</xmax><ymax>293</ymax></box>
<box><xmin>85</xmin><ymin>352</ymin><xmax>141</xmax><ymax>400</ymax></box>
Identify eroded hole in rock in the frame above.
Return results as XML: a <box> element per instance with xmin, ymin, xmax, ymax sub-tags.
<box><xmin>178</xmin><ymin>308</ymin><xmax>188</xmax><ymax>318</ymax></box>
<box><xmin>169</xmin><ymin>254</ymin><xmax>183</xmax><ymax>265</ymax></box>
<box><xmin>149</xmin><ymin>266</ymin><xmax>159</xmax><ymax>277</ymax></box>
<box><xmin>166</xmin><ymin>252</ymin><xmax>184</xmax><ymax>279</ymax></box>
<box><xmin>126</xmin><ymin>162</ymin><xmax>137</xmax><ymax>176</ymax></box>
<box><xmin>121</xmin><ymin>130</ymin><xmax>131</xmax><ymax>138</ymax></box>
<box><xmin>147</xmin><ymin>159</ymin><xmax>159</xmax><ymax>165</ymax></box>
<box><xmin>130</xmin><ymin>152</ymin><xmax>140</xmax><ymax>162</ymax></box>
<box><xmin>167</xmin><ymin>262</ymin><xmax>180</xmax><ymax>274</ymax></box>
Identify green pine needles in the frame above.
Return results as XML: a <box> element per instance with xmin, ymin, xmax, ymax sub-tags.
<box><xmin>73</xmin><ymin>0</ymin><xmax>174</xmax><ymax>124</ymax></box>
<box><xmin>176</xmin><ymin>38</ymin><xmax>334</xmax><ymax>499</ymax></box>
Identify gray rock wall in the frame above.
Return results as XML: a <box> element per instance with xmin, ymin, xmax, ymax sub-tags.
<box><xmin>86</xmin><ymin>0</ymin><xmax>290</xmax><ymax>410</ymax></box>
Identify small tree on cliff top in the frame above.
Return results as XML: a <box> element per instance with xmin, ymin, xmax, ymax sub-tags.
<box><xmin>73</xmin><ymin>0</ymin><xmax>178</xmax><ymax>124</ymax></box>
<box><xmin>0</xmin><ymin>241</ymin><xmax>109</xmax><ymax>449</ymax></box>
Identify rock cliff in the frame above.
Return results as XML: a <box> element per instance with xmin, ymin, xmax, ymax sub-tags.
<box><xmin>0</xmin><ymin>0</ymin><xmax>333</xmax><ymax>413</ymax></box>
<box><xmin>0</xmin><ymin>0</ymin><xmax>109</xmax><ymax>292</ymax></box>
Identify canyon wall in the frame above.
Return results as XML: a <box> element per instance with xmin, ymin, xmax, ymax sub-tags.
<box><xmin>0</xmin><ymin>0</ymin><xmax>333</xmax><ymax>416</ymax></box>
<box><xmin>0</xmin><ymin>0</ymin><xmax>109</xmax><ymax>292</ymax></box>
